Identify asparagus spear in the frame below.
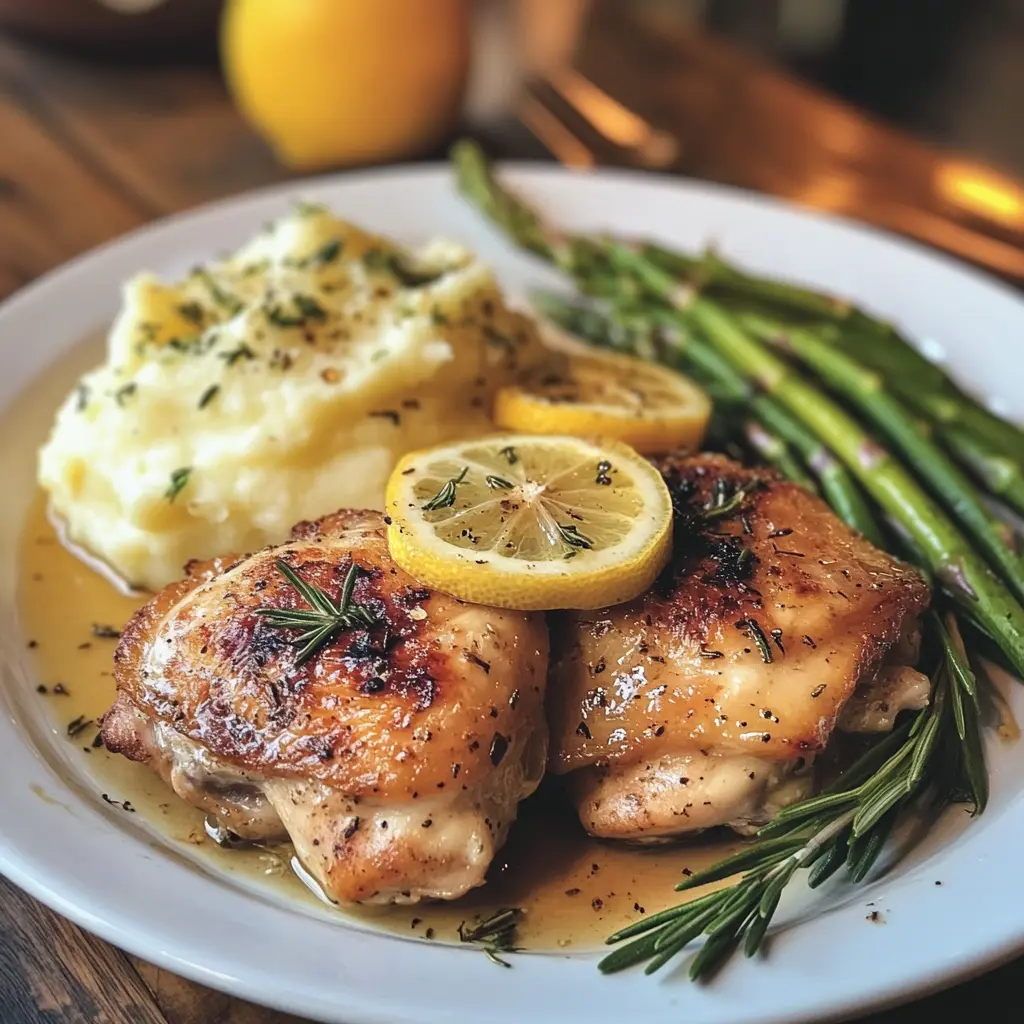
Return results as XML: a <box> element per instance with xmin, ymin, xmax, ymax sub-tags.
<box><xmin>643</xmin><ymin>243</ymin><xmax>853</xmax><ymax>320</ymax></box>
<box><xmin>734</xmin><ymin>310</ymin><xmax>1024</xmax><ymax>604</ymax></box>
<box><xmin>741</xmin><ymin>420</ymin><xmax>817</xmax><ymax>490</ymax></box>
<box><xmin>826</xmin><ymin>318</ymin><xmax>1024</xmax><ymax>468</ymax></box>
<box><xmin>646</xmin><ymin>238</ymin><xmax>1024</xmax><ymax>469</ymax></box>
<box><xmin>937</xmin><ymin>423</ymin><xmax>1024</xmax><ymax>518</ymax></box>
<box><xmin>451</xmin><ymin>139</ymin><xmax>555</xmax><ymax>260</ymax></box>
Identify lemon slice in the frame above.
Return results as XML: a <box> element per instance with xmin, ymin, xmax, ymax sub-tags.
<box><xmin>493</xmin><ymin>350</ymin><xmax>711</xmax><ymax>453</ymax></box>
<box><xmin>385</xmin><ymin>434</ymin><xmax>672</xmax><ymax>610</ymax></box>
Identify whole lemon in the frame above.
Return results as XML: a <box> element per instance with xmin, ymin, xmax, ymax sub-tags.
<box><xmin>222</xmin><ymin>0</ymin><xmax>472</xmax><ymax>170</ymax></box>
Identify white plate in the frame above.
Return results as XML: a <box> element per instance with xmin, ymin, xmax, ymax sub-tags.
<box><xmin>0</xmin><ymin>165</ymin><xmax>1022</xmax><ymax>1024</ymax></box>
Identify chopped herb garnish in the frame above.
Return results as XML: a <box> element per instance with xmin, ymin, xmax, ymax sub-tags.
<box><xmin>177</xmin><ymin>301</ymin><xmax>206</xmax><ymax>326</ymax></box>
<box><xmin>219</xmin><ymin>343</ymin><xmax>255</xmax><ymax>366</ymax></box>
<box><xmin>458</xmin><ymin>908</ymin><xmax>523</xmax><ymax>968</ymax></box>
<box><xmin>299</xmin><ymin>238</ymin><xmax>342</xmax><ymax>267</ymax></box>
<box><xmin>194</xmin><ymin>268</ymin><xmax>242</xmax><ymax>315</ymax></box>
<box><xmin>499</xmin><ymin>446</ymin><xmax>518</xmax><ymax>465</ymax></box>
<box><xmin>197</xmin><ymin>383</ymin><xmax>220</xmax><ymax>409</ymax></box>
<box><xmin>294</xmin><ymin>294</ymin><xmax>327</xmax><ymax>320</ymax></box>
<box><xmin>486</xmin><ymin>474</ymin><xmax>514</xmax><ymax>489</ymax></box>
<box><xmin>266</xmin><ymin>295</ymin><xmax>326</xmax><ymax>326</ymax></box>
<box><xmin>75</xmin><ymin>384</ymin><xmax>90</xmax><ymax>412</ymax></box>
<box><xmin>557</xmin><ymin>524</ymin><xmax>593</xmax><ymax>550</ymax></box>
<box><xmin>702</xmin><ymin>478</ymin><xmax>761</xmax><ymax>521</ymax></box>
<box><xmin>294</xmin><ymin>199</ymin><xmax>326</xmax><ymax>216</ymax></box>
<box><xmin>256</xmin><ymin>559</ymin><xmax>378</xmax><ymax>667</ymax></box>
<box><xmin>431</xmin><ymin>307</ymin><xmax>449</xmax><ymax>326</ymax></box>
<box><xmin>91</xmin><ymin>624</ymin><xmax>121</xmax><ymax>639</ymax></box>
<box><xmin>165</xmin><ymin>467</ymin><xmax>192</xmax><ymax>503</ymax></box>
<box><xmin>362</xmin><ymin>248</ymin><xmax>390</xmax><ymax>272</ymax></box>
<box><xmin>422</xmin><ymin>466</ymin><xmax>469</xmax><ymax>511</ymax></box>
<box><xmin>362</xmin><ymin>247</ymin><xmax>443</xmax><ymax>288</ymax></box>
<box><xmin>166</xmin><ymin>330</ymin><xmax>221</xmax><ymax>356</ymax></box>
<box><xmin>114</xmin><ymin>382</ymin><xmax>137</xmax><ymax>407</ymax></box>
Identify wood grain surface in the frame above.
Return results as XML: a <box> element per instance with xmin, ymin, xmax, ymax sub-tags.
<box><xmin>0</xmin><ymin>13</ymin><xmax>1021</xmax><ymax>1024</ymax></box>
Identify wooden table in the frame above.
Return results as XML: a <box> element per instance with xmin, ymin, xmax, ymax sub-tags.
<box><xmin>1</xmin><ymin>9</ymin><xmax>1022</xmax><ymax>1022</ymax></box>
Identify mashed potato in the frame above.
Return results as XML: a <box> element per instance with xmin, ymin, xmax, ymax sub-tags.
<box><xmin>38</xmin><ymin>204</ymin><xmax>546</xmax><ymax>589</ymax></box>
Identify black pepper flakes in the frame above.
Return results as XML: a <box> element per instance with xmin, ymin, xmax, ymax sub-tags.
<box><xmin>465</xmin><ymin>651</ymin><xmax>491</xmax><ymax>674</ymax></box>
<box><xmin>66</xmin><ymin>715</ymin><xmax>93</xmax><ymax>738</ymax></box>
<box><xmin>489</xmin><ymin>732</ymin><xmax>509</xmax><ymax>766</ymax></box>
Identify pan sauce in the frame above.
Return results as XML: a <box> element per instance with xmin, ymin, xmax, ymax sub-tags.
<box><xmin>18</xmin><ymin>491</ymin><xmax>740</xmax><ymax>952</ymax></box>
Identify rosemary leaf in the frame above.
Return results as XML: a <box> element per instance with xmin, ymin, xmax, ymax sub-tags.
<box><xmin>605</xmin><ymin>890</ymin><xmax>722</xmax><ymax>944</ymax></box>
<box><xmin>687</xmin><ymin>927</ymin><xmax>744</xmax><ymax>981</ymax></box>
<box><xmin>557</xmin><ymin>523</ymin><xmax>593</xmax><ymax>549</ymax></box>
<box><xmin>422</xmin><ymin>466</ymin><xmax>469</xmax><ymax>511</ymax></box>
<box><xmin>847</xmin><ymin>805</ymin><xmax>901</xmax><ymax>883</ymax></box>
<box><xmin>676</xmin><ymin>836</ymin><xmax>803</xmax><ymax>891</ymax></box>
<box><xmin>598</xmin><ymin>930</ymin><xmax>663</xmax><ymax>974</ymax></box>
<box><xmin>807</xmin><ymin>827</ymin><xmax>851</xmax><ymax>888</ymax></box>
<box><xmin>743</xmin><ymin>908</ymin><xmax>773</xmax><ymax>958</ymax></box>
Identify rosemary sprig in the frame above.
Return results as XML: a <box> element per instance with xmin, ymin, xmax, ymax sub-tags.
<box><xmin>256</xmin><ymin>559</ymin><xmax>378</xmax><ymax>667</ymax></box>
<box><xmin>422</xmin><ymin>466</ymin><xmax>469</xmax><ymax>511</ymax></box>
<box><xmin>458</xmin><ymin>908</ymin><xmax>523</xmax><ymax>967</ymax></box>
<box><xmin>600</xmin><ymin>613</ymin><xmax>985</xmax><ymax>980</ymax></box>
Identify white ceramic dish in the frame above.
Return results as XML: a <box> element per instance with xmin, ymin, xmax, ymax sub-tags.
<box><xmin>0</xmin><ymin>165</ymin><xmax>1022</xmax><ymax>1024</ymax></box>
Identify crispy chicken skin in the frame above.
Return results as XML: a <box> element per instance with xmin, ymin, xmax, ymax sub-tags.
<box><xmin>102</xmin><ymin>510</ymin><xmax>549</xmax><ymax>903</ymax></box>
<box><xmin>548</xmin><ymin>454</ymin><xmax>930</xmax><ymax>841</ymax></box>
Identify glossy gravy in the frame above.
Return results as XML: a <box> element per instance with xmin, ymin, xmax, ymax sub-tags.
<box><xmin>17</xmin><ymin>493</ymin><xmax>743</xmax><ymax>952</ymax></box>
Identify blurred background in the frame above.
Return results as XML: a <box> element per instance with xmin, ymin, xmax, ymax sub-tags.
<box><xmin>2</xmin><ymin>3</ymin><xmax>1023</xmax><ymax>1022</ymax></box>
<box><xmin>2</xmin><ymin>0</ymin><xmax>1024</xmax><ymax>291</ymax></box>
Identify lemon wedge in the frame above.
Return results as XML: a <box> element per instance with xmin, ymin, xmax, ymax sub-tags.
<box><xmin>494</xmin><ymin>350</ymin><xmax>711</xmax><ymax>454</ymax></box>
<box><xmin>385</xmin><ymin>434</ymin><xmax>672</xmax><ymax>610</ymax></box>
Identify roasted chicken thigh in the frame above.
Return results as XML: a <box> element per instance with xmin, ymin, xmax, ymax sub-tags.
<box><xmin>548</xmin><ymin>454</ymin><xmax>930</xmax><ymax>841</ymax></box>
<box><xmin>102</xmin><ymin>510</ymin><xmax>549</xmax><ymax>903</ymax></box>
